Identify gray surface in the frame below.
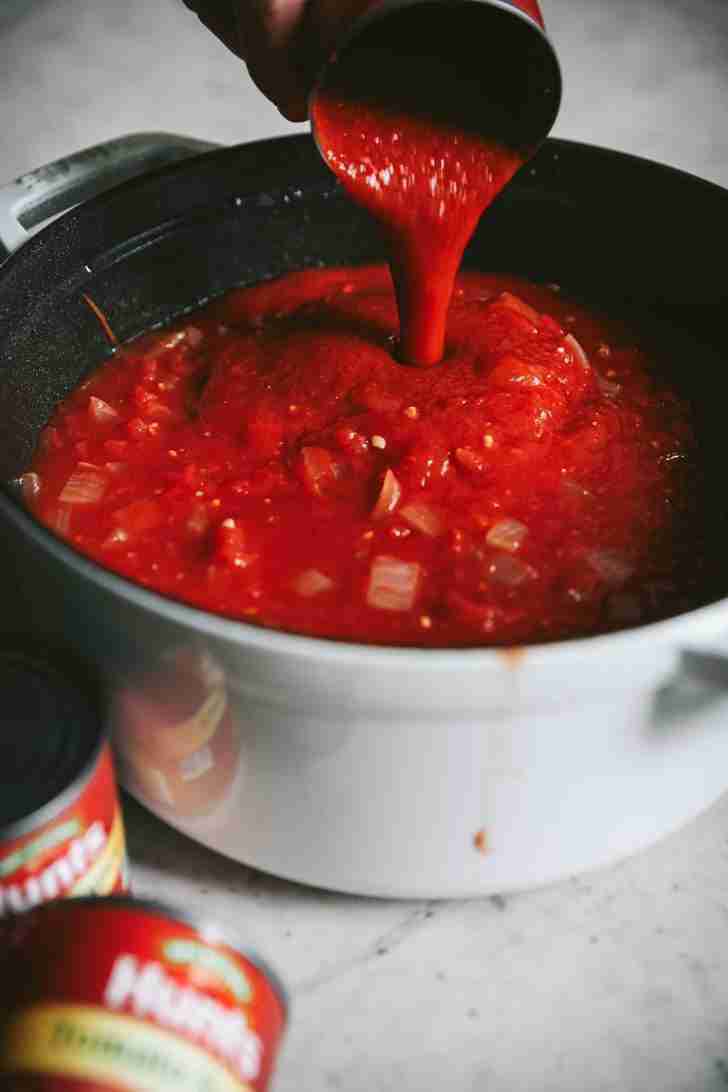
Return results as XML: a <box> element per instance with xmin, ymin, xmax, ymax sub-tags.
<box><xmin>549</xmin><ymin>0</ymin><xmax>728</xmax><ymax>185</ymax></box>
<box><xmin>0</xmin><ymin>0</ymin><xmax>726</xmax><ymax>186</ymax></box>
<box><xmin>2</xmin><ymin>1</ymin><xmax>728</xmax><ymax>1090</ymax></box>
<box><xmin>126</xmin><ymin>792</ymin><xmax>728</xmax><ymax>1092</ymax></box>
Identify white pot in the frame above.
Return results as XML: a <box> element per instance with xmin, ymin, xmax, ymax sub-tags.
<box><xmin>1</xmin><ymin>132</ymin><xmax>727</xmax><ymax>897</ymax></box>
<box><xmin>111</xmin><ymin>601</ymin><xmax>728</xmax><ymax>898</ymax></box>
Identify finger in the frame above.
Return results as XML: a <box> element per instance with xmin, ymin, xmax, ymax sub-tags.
<box><xmin>263</xmin><ymin>0</ymin><xmax>375</xmax><ymax>118</ymax></box>
<box><xmin>182</xmin><ymin>0</ymin><xmax>244</xmax><ymax>58</ymax></box>
<box><xmin>235</xmin><ymin>0</ymin><xmax>312</xmax><ymax>119</ymax></box>
<box><xmin>249</xmin><ymin>0</ymin><xmax>306</xmax><ymax>49</ymax></box>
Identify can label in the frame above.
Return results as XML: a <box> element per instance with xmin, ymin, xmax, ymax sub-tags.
<box><xmin>0</xmin><ymin>744</ymin><xmax>128</xmax><ymax>917</ymax></box>
<box><xmin>499</xmin><ymin>0</ymin><xmax>545</xmax><ymax>27</ymax></box>
<box><xmin>0</xmin><ymin>900</ymin><xmax>286</xmax><ymax>1091</ymax></box>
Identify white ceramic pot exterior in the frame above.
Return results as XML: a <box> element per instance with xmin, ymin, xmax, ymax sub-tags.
<box><xmin>112</xmin><ymin>604</ymin><xmax>728</xmax><ymax>898</ymax></box>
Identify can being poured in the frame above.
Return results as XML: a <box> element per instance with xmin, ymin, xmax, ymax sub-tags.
<box><xmin>0</xmin><ymin>649</ymin><xmax>128</xmax><ymax>917</ymax></box>
<box><xmin>310</xmin><ymin>0</ymin><xmax>562</xmax><ymax>153</ymax></box>
<box><xmin>0</xmin><ymin>896</ymin><xmax>288</xmax><ymax>1091</ymax></box>
<box><xmin>309</xmin><ymin>0</ymin><xmax>562</xmax><ymax>366</ymax></box>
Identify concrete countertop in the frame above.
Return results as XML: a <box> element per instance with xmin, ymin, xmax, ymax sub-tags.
<box><xmin>1</xmin><ymin>0</ymin><xmax>726</xmax><ymax>186</ymax></box>
<box><xmin>2</xmin><ymin>1</ymin><xmax>728</xmax><ymax>1088</ymax></box>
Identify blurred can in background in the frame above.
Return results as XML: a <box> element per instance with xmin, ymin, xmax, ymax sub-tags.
<box><xmin>0</xmin><ymin>896</ymin><xmax>288</xmax><ymax>1091</ymax></box>
<box><xmin>0</xmin><ymin>648</ymin><xmax>127</xmax><ymax>917</ymax></box>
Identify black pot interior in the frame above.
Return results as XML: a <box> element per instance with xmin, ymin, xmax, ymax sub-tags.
<box><xmin>1</xmin><ymin>133</ymin><xmax>727</xmax><ymax>602</ymax></box>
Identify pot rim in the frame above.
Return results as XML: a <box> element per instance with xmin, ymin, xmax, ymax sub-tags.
<box><xmin>2</xmin><ymin>132</ymin><xmax>727</xmax><ymax>670</ymax></box>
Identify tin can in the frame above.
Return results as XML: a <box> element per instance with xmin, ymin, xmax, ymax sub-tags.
<box><xmin>499</xmin><ymin>0</ymin><xmax>545</xmax><ymax>27</ymax></box>
<box><xmin>0</xmin><ymin>650</ymin><xmax>128</xmax><ymax>917</ymax></box>
<box><xmin>0</xmin><ymin>896</ymin><xmax>288</xmax><ymax>1092</ymax></box>
<box><xmin>311</xmin><ymin>0</ymin><xmax>562</xmax><ymax>152</ymax></box>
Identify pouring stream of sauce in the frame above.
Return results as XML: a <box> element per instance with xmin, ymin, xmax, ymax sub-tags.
<box><xmin>311</xmin><ymin>5</ymin><xmax>542</xmax><ymax>365</ymax></box>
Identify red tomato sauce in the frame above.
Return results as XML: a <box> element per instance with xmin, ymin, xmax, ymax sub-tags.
<box><xmin>23</xmin><ymin>266</ymin><xmax>705</xmax><ymax>647</ymax></box>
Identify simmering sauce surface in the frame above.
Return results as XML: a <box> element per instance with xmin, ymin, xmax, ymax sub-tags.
<box><xmin>24</xmin><ymin>267</ymin><xmax>705</xmax><ymax>647</ymax></box>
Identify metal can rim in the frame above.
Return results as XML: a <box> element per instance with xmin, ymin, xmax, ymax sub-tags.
<box><xmin>0</xmin><ymin>655</ymin><xmax>109</xmax><ymax>843</ymax></box>
<box><xmin>310</xmin><ymin>0</ymin><xmax>563</xmax><ymax>139</ymax></box>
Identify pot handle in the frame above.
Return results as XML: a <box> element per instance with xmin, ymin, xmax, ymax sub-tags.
<box><xmin>0</xmin><ymin>132</ymin><xmax>218</xmax><ymax>258</ymax></box>
<box><xmin>679</xmin><ymin>636</ymin><xmax>728</xmax><ymax>687</ymax></box>
<box><xmin>654</xmin><ymin>634</ymin><xmax>728</xmax><ymax>728</ymax></box>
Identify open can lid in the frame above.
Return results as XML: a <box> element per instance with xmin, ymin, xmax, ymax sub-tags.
<box><xmin>0</xmin><ymin>648</ymin><xmax>105</xmax><ymax>836</ymax></box>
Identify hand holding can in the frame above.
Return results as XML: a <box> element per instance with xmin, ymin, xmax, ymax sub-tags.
<box><xmin>183</xmin><ymin>0</ymin><xmax>557</xmax><ymax>129</ymax></box>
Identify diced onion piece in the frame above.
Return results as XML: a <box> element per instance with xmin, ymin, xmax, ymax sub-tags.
<box><xmin>113</xmin><ymin>499</ymin><xmax>163</xmax><ymax>537</ymax></box>
<box><xmin>487</xmin><ymin>554</ymin><xmax>536</xmax><ymax>587</ymax></box>
<box><xmin>586</xmin><ymin>549</ymin><xmax>634</xmax><ymax>585</ymax></box>
<box><xmin>367</xmin><ymin>555</ymin><xmax>421</xmax><ymax>612</ymax></box>
<box><xmin>498</xmin><ymin>292</ymin><xmax>541</xmax><ymax>326</ymax></box>
<box><xmin>299</xmin><ymin>446</ymin><xmax>340</xmax><ymax>498</ymax></box>
<box><xmin>20</xmin><ymin>472</ymin><xmax>41</xmax><ymax>502</ymax></box>
<box><xmin>372</xmin><ymin>469</ymin><xmax>402</xmax><ymax>520</ymax></box>
<box><xmin>563</xmin><ymin>333</ymin><xmax>590</xmax><ymax>371</ymax></box>
<box><xmin>88</xmin><ymin>396</ymin><xmax>119</xmax><ymax>424</ymax></box>
<box><xmin>215</xmin><ymin>517</ymin><xmax>252</xmax><ymax>568</ymax></box>
<box><xmin>400</xmin><ymin>500</ymin><xmax>444</xmax><ymax>538</ymax></box>
<box><xmin>186</xmin><ymin>326</ymin><xmax>204</xmax><ymax>348</ymax></box>
<box><xmin>59</xmin><ymin>463</ymin><xmax>107</xmax><ymax>505</ymax></box>
<box><xmin>486</xmin><ymin>518</ymin><xmax>528</xmax><ymax>553</ymax></box>
<box><xmin>356</xmin><ymin>385</ymin><xmax>403</xmax><ymax>414</ymax></box>
<box><xmin>294</xmin><ymin>568</ymin><xmax>334</xmax><ymax>597</ymax></box>
<box><xmin>49</xmin><ymin>505</ymin><xmax>72</xmax><ymax>535</ymax></box>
